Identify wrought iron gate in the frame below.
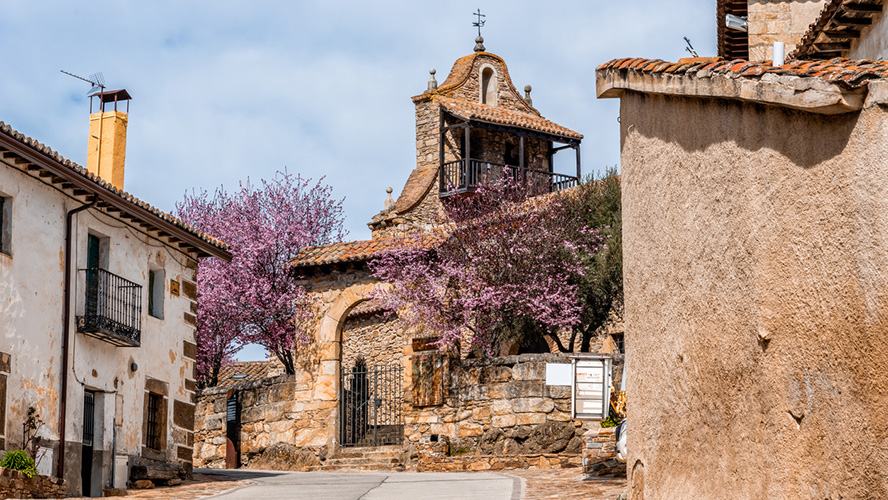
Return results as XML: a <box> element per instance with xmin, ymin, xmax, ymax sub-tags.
<box><xmin>340</xmin><ymin>362</ymin><xmax>403</xmax><ymax>447</ymax></box>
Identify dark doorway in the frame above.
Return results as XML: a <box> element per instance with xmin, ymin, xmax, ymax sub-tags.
<box><xmin>505</xmin><ymin>142</ymin><xmax>519</xmax><ymax>167</ymax></box>
<box><xmin>340</xmin><ymin>360</ymin><xmax>403</xmax><ymax>447</ymax></box>
<box><xmin>85</xmin><ymin>235</ymin><xmax>101</xmax><ymax>319</ymax></box>
<box><xmin>81</xmin><ymin>390</ymin><xmax>95</xmax><ymax>497</ymax></box>
<box><xmin>225</xmin><ymin>391</ymin><xmax>240</xmax><ymax>469</ymax></box>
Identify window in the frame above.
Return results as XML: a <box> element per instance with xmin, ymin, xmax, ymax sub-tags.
<box><xmin>0</xmin><ymin>195</ymin><xmax>10</xmax><ymax>256</ymax></box>
<box><xmin>612</xmin><ymin>333</ymin><xmax>625</xmax><ymax>354</ymax></box>
<box><xmin>145</xmin><ymin>392</ymin><xmax>162</xmax><ymax>450</ymax></box>
<box><xmin>480</xmin><ymin>66</ymin><xmax>497</xmax><ymax>105</ymax></box>
<box><xmin>148</xmin><ymin>269</ymin><xmax>164</xmax><ymax>319</ymax></box>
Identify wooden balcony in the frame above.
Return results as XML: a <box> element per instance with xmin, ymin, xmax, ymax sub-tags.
<box><xmin>76</xmin><ymin>268</ymin><xmax>142</xmax><ymax>347</ymax></box>
<box><xmin>439</xmin><ymin>159</ymin><xmax>579</xmax><ymax>198</ymax></box>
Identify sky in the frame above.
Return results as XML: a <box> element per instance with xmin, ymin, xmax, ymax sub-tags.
<box><xmin>0</xmin><ymin>0</ymin><xmax>716</xmax><ymax>361</ymax></box>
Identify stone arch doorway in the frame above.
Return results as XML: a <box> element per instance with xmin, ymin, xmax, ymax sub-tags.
<box><xmin>313</xmin><ymin>283</ymin><xmax>403</xmax><ymax>448</ymax></box>
<box><xmin>339</xmin><ymin>300</ymin><xmax>404</xmax><ymax>447</ymax></box>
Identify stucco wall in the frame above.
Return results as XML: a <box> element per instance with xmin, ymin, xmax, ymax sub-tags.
<box><xmin>619</xmin><ymin>91</ymin><xmax>888</xmax><ymax>499</ymax></box>
<box><xmin>848</xmin><ymin>8</ymin><xmax>888</xmax><ymax>61</ymax></box>
<box><xmin>0</xmin><ymin>161</ymin><xmax>199</xmax><ymax>495</ymax></box>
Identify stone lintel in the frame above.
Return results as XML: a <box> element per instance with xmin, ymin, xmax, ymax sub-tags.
<box><xmin>596</xmin><ymin>70</ymin><xmax>866</xmax><ymax>115</ymax></box>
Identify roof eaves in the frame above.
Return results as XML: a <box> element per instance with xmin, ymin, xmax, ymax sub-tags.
<box><xmin>0</xmin><ymin>121</ymin><xmax>231</xmax><ymax>261</ymax></box>
<box><xmin>596</xmin><ymin>56</ymin><xmax>886</xmax><ymax>114</ymax></box>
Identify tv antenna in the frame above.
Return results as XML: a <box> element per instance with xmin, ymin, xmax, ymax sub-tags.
<box><xmin>60</xmin><ymin>70</ymin><xmax>106</xmax><ymax>95</ymax></box>
<box><xmin>683</xmin><ymin>37</ymin><xmax>699</xmax><ymax>58</ymax></box>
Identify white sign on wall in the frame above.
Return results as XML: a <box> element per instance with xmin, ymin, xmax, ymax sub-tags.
<box><xmin>545</xmin><ymin>363</ymin><xmax>572</xmax><ymax>386</ymax></box>
<box><xmin>571</xmin><ymin>355</ymin><xmax>613</xmax><ymax>421</ymax></box>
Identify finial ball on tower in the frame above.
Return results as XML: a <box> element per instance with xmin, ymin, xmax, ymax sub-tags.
<box><xmin>428</xmin><ymin>68</ymin><xmax>438</xmax><ymax>91</ymax></box>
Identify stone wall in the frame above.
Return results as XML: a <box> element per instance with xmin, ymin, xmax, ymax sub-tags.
<box><xmin>0</xmin><ymin>468</ymin><xmax>66</xmax><ymax>499</ymax></box>
<box><xmin>747</xmin><ymin>0</ymin><xmax>826</xmax><ymax>62</ymax></box>
<box><xmin>582</xmin><ymin>425</ymin><xmax>625</xmax><ymax>478</ymax></box>
<box><xmin>403</xmin><ymin>353</ymin><xmax>594</xmax><ymax>466</ymax></box>
<box><xmin>341</xmin><ymin>311</ymin><xmax>403</xmax><ymax>370</ymax></box>
<box><xmin>193</xmin><ymin>375</ymin><xmax>330</xmax><ymax>469</ymax></box>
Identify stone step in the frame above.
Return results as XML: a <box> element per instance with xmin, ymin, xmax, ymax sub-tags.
<box><xmin>331</xmin><ymin>447</ymin><xmax>405</xmax><ymax>460</ymax></box>
<box><xmin>335</xmin><ymin>445</ymin><xmax>403</xmax><ymax>454</ymax></box>
<box><xmin>311</xmin><ymin>463</ymin><xmax>407</xmax><ymax>472</ymax></box>
<box><xmin>324</xmin><ymin>457</ymin><xmax>403</xmax><ymax>466</ymax></box>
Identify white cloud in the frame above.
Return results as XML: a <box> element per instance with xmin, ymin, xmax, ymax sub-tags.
<box><xmin>0</xmin><ymin>0</ymin><xmax>717</xmax><ymax>360</ymax></box>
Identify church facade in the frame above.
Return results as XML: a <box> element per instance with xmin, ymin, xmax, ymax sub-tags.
<box><xmin>193</xmin><ymin>38</ymin><xmax>625</xmax><ymax>472</ymax></box>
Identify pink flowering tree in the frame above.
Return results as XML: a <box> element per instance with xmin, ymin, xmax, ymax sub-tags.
<box><xmin>177</xmin><ymin>170</ymin><xmax>345</xmax><ymax>387</ymax></box>
<box><xmin>370</xmin><ymin>175</ymin><xmax>608</xmax><ymax>354</ymax></box>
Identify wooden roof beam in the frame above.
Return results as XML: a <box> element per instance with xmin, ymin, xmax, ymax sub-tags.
<box><xmin>833</xmin><ymin>16</ymin><xmax>873</xmax><ymax>25</ymax></box>
<box><xmin>814</xmin><ymin>41</ymin><xmax>852</xmax><ymax>51</ymax></box>
<box><xmin>842</xmin><ymin>3</ymin><xmax>884</xmax><ymax>13</ymax></box>
<box><xmin>822</xmin><ymin>29</ymin><xmax>861</xmax><ymax>39</ymax></box>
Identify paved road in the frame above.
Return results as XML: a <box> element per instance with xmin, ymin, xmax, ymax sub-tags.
<box><xmin>198</xmin><ymin>468</ymin><xmax>523</xmax><ymax>500</ymax></box>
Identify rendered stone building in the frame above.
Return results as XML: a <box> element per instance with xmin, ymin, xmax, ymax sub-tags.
<box><xmin>369</xmin><ymin>36</ymin><xmax>583</xmax><ymax>238</ymax></box>
<box><xmin>193</xmin><ymin>38</ymin><xmax>629</xmax><ymax>471</ymax></box>
<box><xmin>598</xmin><ymin>1</ymin><xmax>888</xmax><ymax>498</ymax></box>
<box><xmin>0</xmin><ymin>90</ymin><xmax>230</xmax><ymax>496</ymax></box>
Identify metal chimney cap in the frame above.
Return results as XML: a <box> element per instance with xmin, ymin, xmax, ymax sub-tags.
<box><xmin>88</xmin><ymin>89</ymin><xmax>132</xmax><ymax>103</ymax></box>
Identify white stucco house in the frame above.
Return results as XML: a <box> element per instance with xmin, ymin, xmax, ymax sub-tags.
<box><xmin>0</xmin><ymin>89</ymin><xmax>231</xmax><ymax>496</ymax></box>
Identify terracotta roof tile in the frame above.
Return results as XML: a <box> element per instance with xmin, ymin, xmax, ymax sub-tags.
<box><xmin>297</xmin><ymin>183</ymin><xmax>599</xmax><ymax>270</ymax></box>
<box><xmin>392</xmin><ymin>167</ymin><xmax>438</xmax><ymax>214</ymax></box>
<box><xmin>597</xmin><ymin>56</ymin><xmax>888</xmax><ymax>90</ymax></box>
<box><xmin>433</xmin><ymin>96</ymin><xmax>583</xmax><ymax>141</ymax></box>
<box><xmin>291</xmin><ymin>230</ymin><xmax>447</xmax><ymax>268</ymax></box>
<box><xmin>0</xmin><ymin>121</ymin><xmax>229</xmax><ymax>254</ymax></box>
<box><xmin>217</xmin><ymin>361</ymin><xmax>283</xmax><ymax>386</ymax></box>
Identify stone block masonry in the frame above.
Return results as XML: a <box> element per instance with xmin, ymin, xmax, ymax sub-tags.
<box><xmin>582</xmin><ymin>425</ymin><xmax>625</xmax><ymax>478</ymax></box>
<box><xmin>0</xmin><ymin>468</ymin><xmax>66</xmax><ymax>499</ymax></box>
<box><xmin>404</xmin><ymin>353</ymin><xmax>596</xmax><ymax>470</ymax></box>
<box><xmin>193</xmin><ymin>375</ymin><xmax>333</xmax><ymax>469</ymax></box>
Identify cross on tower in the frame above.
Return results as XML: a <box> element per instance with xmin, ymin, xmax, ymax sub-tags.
<box><xmin>472</xmin><ymin>9</ymin><xmax>486</xmax><ymax>37</ymax></box>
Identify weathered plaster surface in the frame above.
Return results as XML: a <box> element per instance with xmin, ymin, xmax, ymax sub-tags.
<box><xmin>596</xmin><ymin>70</ymin><xmax>867</xmax><ymax>115</ymax></box>
<box><xmin>619</xmin><ymin>91</ymin><xmax>888</xmax><ymax>499</ymax></box>
<box><xmin>0</xmin><ymin>159</ymin><xmax>199</xmax><ymax>494</ymax></box>
<box><xmin>848</xmin><ymin>8</ymin><xmax>888</xmax><ymax>61</ymax></box>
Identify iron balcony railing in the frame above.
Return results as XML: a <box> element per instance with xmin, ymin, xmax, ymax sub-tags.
<box><xmin>76</xmin><ymin>268</ymin><xmax>142</xmax><ymax>347</ymax></box>
<box><xmin>439</xmin><ymin>158</ymin><xmax>579</xmax><ymax>198</ymax></box>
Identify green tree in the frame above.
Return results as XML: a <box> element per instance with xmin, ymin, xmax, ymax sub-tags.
<box><xmin>552</xmin><ymin>167</ymin><xmax>622</xmax><ymax>353</ymax></box>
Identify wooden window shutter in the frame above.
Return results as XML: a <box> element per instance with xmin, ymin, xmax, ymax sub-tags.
<box><xmin>412</xmin><ymin>354</ymin><xmax>443</xmax><ymax>407</ymax></box>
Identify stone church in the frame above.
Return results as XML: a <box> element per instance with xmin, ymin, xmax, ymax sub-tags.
<box><xmin>194</xmin><ymin>35</ymin><xmax>624</xmax><ymax>472</ymax></box>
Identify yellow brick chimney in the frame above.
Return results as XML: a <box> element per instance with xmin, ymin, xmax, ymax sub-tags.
<box><xmin>87</xmin><ymin>89</ymin><xmax>132</xmax><ymax>190</ymax></box>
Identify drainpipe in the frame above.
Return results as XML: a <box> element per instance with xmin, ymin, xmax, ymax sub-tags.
<box><xmin>58</xmin><ymin>197</ymin><xmax>97</xmax><ymax>479</ymax></box>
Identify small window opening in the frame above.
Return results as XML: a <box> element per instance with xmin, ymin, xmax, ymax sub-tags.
<box><xmin>0</xmin><ymin>195</ymin><xmax>9</xmax><ymax>256</ymax></box>
<box><xmin>146</xmin><ymin>392</ymin><xmax>162</xmax><ymax>450</ymax></box>
<box><xmin>612</xmin><ymin>333</ymin><xmax>625</xmax><ymax>354</ymax></box>
<box><xmin>148</xmin><ymin>269</ymin><xmax>165</xmax><ymax>319</ymax></box>
<box><xmin>480</xmin><ymin>67</ymin><xmax>496</xmax><ymax>105</ymax></box>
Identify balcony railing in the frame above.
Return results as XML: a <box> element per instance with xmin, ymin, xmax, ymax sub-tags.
<box><xmin>439</xmin><ymin>159</ymin><xmax>579</xmax><ymax>198</ymax></box>
<box><xmin>76</xmin><ymin>268</ymin><xmax>142</xmax><ymax>347</ymax></box>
